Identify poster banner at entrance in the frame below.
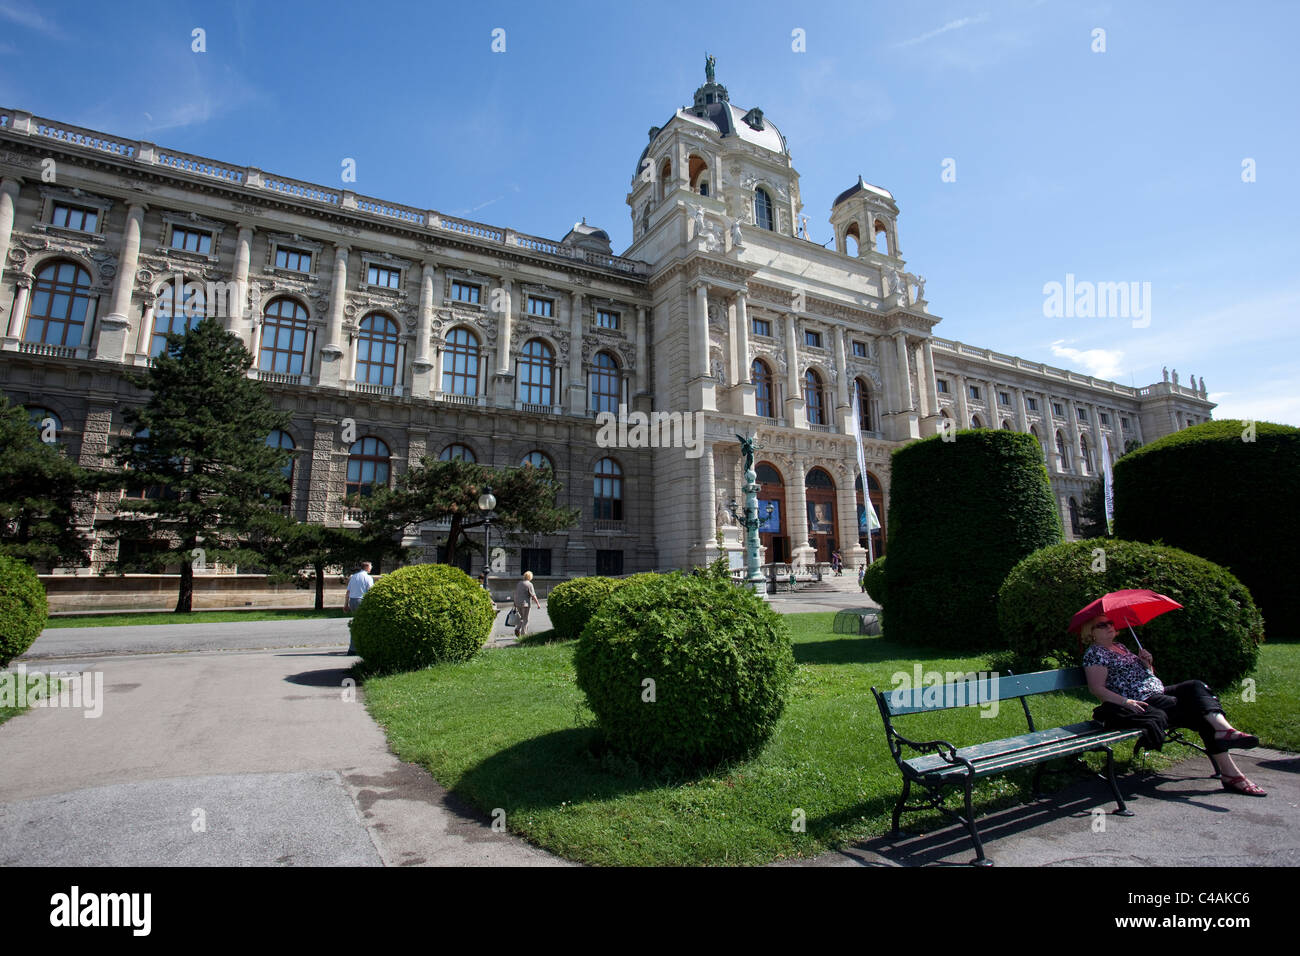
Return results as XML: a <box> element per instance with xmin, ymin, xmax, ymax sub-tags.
<box><xmin>758</xmin><ymin>500</ymin><xmax>781</xmax><ymax>534</ymax></box>
<box><xmin>808</xmin><ymin>501</ymin><xmax>834</xmax><ymax>535</ymax></box>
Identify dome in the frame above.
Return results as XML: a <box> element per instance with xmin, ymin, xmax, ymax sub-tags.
<box><xmin>833</xmin><ymin>175</ymin><xmax>894</xmax><ymax>208</ymax></box>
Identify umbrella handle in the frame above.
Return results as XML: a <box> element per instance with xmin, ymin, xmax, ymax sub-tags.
<box><xmin>1127</xmin><ymin>624</ymin><xmax>1144</xmax><ymax>654</ymax></box>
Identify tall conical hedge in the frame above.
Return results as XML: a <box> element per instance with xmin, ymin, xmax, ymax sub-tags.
<box><xmin>1113</xmin><ymin>420</ymin><xmax>1299</xmax><ymax>641</ymax></box>
<box><xmin>883</xmin><ymin>429</ymin><xmax>1063</xmax><ymax>649</ymax></box>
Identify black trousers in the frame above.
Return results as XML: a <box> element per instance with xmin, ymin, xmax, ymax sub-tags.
<box><xmin>1093</xmin><ymin>681</ymin><xmax>1228</xmax><ymax>754</ymax></box>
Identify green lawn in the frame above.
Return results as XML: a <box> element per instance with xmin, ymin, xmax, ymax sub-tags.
<box><xmin>361</xmin><ymin>613</ymin><xmax>1298</xmax><ymax>866</ymax></box>
<box><xmin>45</xmin><ymin>608</ymin><xmax>350</xmax><ymax>628</ymax></box>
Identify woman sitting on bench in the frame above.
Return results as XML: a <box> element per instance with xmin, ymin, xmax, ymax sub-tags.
<box><xmin>1080</xmin><ymin>614</ymin><xmax>1266</xmax><ymax>797</ymax></box>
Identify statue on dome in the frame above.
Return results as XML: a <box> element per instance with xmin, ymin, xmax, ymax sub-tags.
<box><xmin>1162</xmin><ymin>366</ymin><xmax>1169</xmax><ymax>382</ymax></box>
<box><xmin>1172</xmin><ymin>369</ymin><xmax>1179</xmax><ymax>385</ymax></box>
<box><xmin>705</xmin><ymin>53</ymin><xmax>717</xmax><ymax>83</ymax></box>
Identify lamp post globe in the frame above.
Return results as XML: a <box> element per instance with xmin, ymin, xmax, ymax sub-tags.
<box><xmin>477</xmin><ymin>487</ymin><xmax>496</xmax><ymax>586</ymax></box>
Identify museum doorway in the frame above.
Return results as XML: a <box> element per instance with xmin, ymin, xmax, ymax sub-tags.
<box><xmin>805</xmin><ymin>467</ymin><xmax>837</xmax><ymax>564</ymax></box>
<box><xmin>755</xmin><ymin>461</ymin><xmax>788</xmax><ymax>563</ymax></box>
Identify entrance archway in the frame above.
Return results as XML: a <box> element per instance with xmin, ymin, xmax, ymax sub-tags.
<box><xmin>805</xmin><ymin>467</ymin><xmax>837</xmax><ymax>563</ymax></box>
<box><xmin>755</xmin><ymin>461</ymin><xmax>787</xmax><ymax>563</ymax></box>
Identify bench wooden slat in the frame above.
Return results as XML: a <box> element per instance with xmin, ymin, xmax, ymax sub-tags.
<box><xmin>905</xmin><ymin>726</ymin><xmax>1143</xmax><ymax>780</ymax></box>
<box><xmin>883</xmin><ymin>667</ymin><xmax>1091</xmax><ymax>714</ymax></box>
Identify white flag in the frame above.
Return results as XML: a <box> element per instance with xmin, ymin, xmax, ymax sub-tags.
<box><xmin>1100</xmin><ymin>434</ymin><xmax>1115</xmax><ymax>535</ymax></box>
<box><xmin>853</xmin><ymin>388</ymin><xmax>880</xmax><ymax>532</ymax></box>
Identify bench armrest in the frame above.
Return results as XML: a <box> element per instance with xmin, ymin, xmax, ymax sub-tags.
<box><xmin>894</xmin><ymin>732</ymin><xmax>960</xmax><ymax>763</ymax></box>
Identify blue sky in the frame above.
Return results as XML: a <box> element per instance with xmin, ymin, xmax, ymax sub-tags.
<box><xmin>3</xmin><ymin>0</ymin><xmax>1296</xmax><ymax>423</ymax></box>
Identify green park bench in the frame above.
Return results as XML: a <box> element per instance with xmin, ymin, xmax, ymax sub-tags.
<box><xmin>871</xmin><ymin>667</ymin><xmax>1145</xmax><ymax>866</ymax></box>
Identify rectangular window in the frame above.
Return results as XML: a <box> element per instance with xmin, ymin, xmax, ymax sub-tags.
<box><xmin>367</xmin><ymin>265</ymin><xmax>401</xmax><ymax>289</ymax></box>
<box><xmin>595</xmin><ymin>549</ymin><xmax>624</xmax><ymax>576</ymax></box>
<box><xmin>170</xmin><ymin>227</ymin><xmax>213</xmax><ymax>254</ymax></box>
<box><xmin>1026</xmin><ymin>397</ymin><xmax>1039</xmax><ymax>411</ymax></box>
<box><xmin>596</xmin><ymin>309</ymin><xmax>620</xmax><ymax>330</ymax></box>
<box><xmin>751</xmin><ymin>317</ymin><xmax>772</xmax><ymax>337</ymax></box>
<box><xmin>451</xmin><ymin>280</ymin><xmax>481</xmax><ymax>304</ymax></box>
<box><xmin>275</xmin><ymin>247</ymin><xmax>312</xmax><ymax>272</ymax></box>
<box><xmin>521</xmin><ymin>548</ymin><xmax>552</xmax><ymax>576</ymax></box>
<box><xmin>1121</xmin><ymin>416</ymin><xmax>1131</xmax><ymax>430</ymax></box>
<box><xmin>999</xmin><ymin>391</ymin><xmax>1011</xmax><ymax>406</ymax></box>
<box><xmin>1077</xmin><ymin>407</ymin><xmax>1089</xmax><ymax>422</ymax></box>
<box><xmin>1052</xmin><ymin>402</ymin><xmax>1065</xmax><ymax>417</ymax></box>
<box><xmin>936</xmin><ymin>379</ymin><xmax>949</xmax><ymax>394</ymax></box>
<box><xmin>528</xmin><ymin>296</ymin><xmax>554</xmax><ymax>317</ymax></box>
<box><xmin>968</xmin><ymin>385</ymin><xmax>981</xmax><ymax>400</ymax></box>
<box><xmin>804</xmin><ymin>330</ymin><xmax>823</xmax><ymax>349</ymax></box>
<box><xmin>51</xmin><ymin>203</ymin><xmax>98</xmax><ymax>232</ymax></box>
<box><xmin>852</xmin><ymin>341</ymin><xmax>867</xmax><ymax>357</ymax></box>
<box><xmin>1100</xmin><ymin>412</ymin><xmax>1110</xmax><ymax>426</ymax></box>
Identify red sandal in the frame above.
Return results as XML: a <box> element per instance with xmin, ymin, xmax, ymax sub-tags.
<box><xmin>1220</xmin><ymin>774</ymin><xmax>1267</xmax><ymax>797</ymax></box>
<box><xmin>1215</xmin><ymin>729</ymin><xmax>1260</xmax><ymax>750</ymax></box>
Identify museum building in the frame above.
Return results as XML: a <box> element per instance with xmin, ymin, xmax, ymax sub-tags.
<box><xmin>0</xmin><ymin>67</ymin><xmax>1215</xmax><ymax>580</ymax></box>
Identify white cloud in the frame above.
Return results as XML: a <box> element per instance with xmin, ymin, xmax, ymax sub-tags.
<box><xmin>894</xmin><ymin>13</ymin><xmax>991</xmax><ymax>49</ymax></box>
<box><xmin>1049</xmin><ymin>340</ymin><xmax>1125</xmax><ymax>379</ymax></box>
<box><xmin>0</xmin><ymin>0</ymin><xmax>58</xmax><ymax>36</ymax></box>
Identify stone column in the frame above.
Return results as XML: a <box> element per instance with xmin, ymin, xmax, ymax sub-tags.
<box><xmin>788</xmin><ymin>455</ymin><xmax>815</xmax><ymax>567</ymax></box>
<box><xmin>690</xmin><ymin>283</ymin><xmax>709</xmax><ymax>380</ymax></box>
<box><xmin>633</xmin><ymin>306</ymin><xmax>648</xmax><ymax>402</ymax></box>
<box><xmin>411</xmin><ymin>262</ymin><xmax>436</xmax><ymax>397</ymax></box>
<box><xmin>496</xmin><ymin>276</ymin><xmax>513</xmax><ymax>374</ymax></box>
<box><xmin>914</xmin><ymin>342</ymin><xmax>931</xmax><ymax>420</ymax></box>
<box><xmin>567</xmin><ymin>290</ymin><xmax>586</xmax><ymax>414</ymax></box>
<box><xmin>318</xmin><ymin>243</ymin><xmax>350</xmax><ymax>388</ymax></box>
<box><xmin>734</xmin><ymin>292</ymin><xmax>751</xmax><ymax>384</ymax></box>
<box><xmin>956</xmin><ymin>374</ymin><xmax>970</xmax><ymax>427</ymax></box>
<box><xmin>698</xmin><ymin>442</ymin><xmax>716</xmax><ymax>557</ymax></box>
<box><xmin>1066</xmin><ymin>398</ymin><xmax>1082</xmax><ymax>474</ymax></box>
<box><xmin>5</xmin><ymin>274</ymin><xmax>31</xmax><ymax>340</ymax></box>
<box><xmin>893</xmin><ymin>332</ymin><xmax>913</xmax><ymax>411</ymax></box>
<box><xmin>919</xmin><ymin>339</ymin><xmax>939</xmax><ymax>432</ymax></box>
<box><xmin>95</xmin><ymin>202</ymin><xmax>147</xmax><ymax>361</ymax></box>
<box><xmin>1015</xmin><ymin>386</ymin><xmax>1029</xmax><ymax>432</ymax></box>
<box><xmin>834</xmin><ymin>326</ymin><xmax>850</xmax><ymax>431</ymax></box>
<box><xmin>231</xmin><ymin>224</ymin><xmax>254</xmax><ymax>344</ymax></box>
<box><xmin>134</xmin><ymin>300</ymin><xmax>155</xmax><ymax>357</ymax></box>
<box><xmin>0</xmin><ymin>178</ymin><xmax>20</xmax><ymax>280</ymax></box>
<box><xmin>836</xmin><ymin>475</ymin><xmax>862</xmax><ymax>570</ymax></box>
<box><xmin>308</xmin><ymin>418</ymin><xmax>339</xmax><ymax>523</ymax></box>
<box><xmin>783</xmin><ymin>312</ymin><xmax>804</xmax><ymax>427</ymax></box>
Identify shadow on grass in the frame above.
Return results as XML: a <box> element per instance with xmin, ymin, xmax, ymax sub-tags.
<box><xmin>794</xmin><ymin>636</ymin><xmax>1000</xmax><ymax>667</ymax></box>
<box><xmin>453</xmin><ymin>727</ymin><xmax>724</xmax><ymax>812</ymax></box>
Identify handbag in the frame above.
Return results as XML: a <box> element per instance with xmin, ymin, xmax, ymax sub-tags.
<box><xmin>505</xmin><ymin>608</ymin><xmax>518</xmax><ymax>628</ymax></box>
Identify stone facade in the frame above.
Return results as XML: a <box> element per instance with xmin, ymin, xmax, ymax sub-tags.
<box><xmin>0</xmin><ymin>74</ymin><xmax>1215</xmax><ymax>579</ymax></box>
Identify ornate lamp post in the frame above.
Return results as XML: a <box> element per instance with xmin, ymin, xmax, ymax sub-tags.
<box><xmin>477</xmin><ymin>486</ymin><xmax>496</xmax><ymax>588</ymax></box>
<box><xmin>729</xmin><ymin>434</ymin><xmax>773</xmax><ymax>595</ymax></box>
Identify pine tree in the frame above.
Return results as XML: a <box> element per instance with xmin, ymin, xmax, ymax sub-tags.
<box><xmin>0</xmin><ymin>397</ymin><xmax>100</xmax><ymax>570</ymax></box>
<box><xmin>360</xmin><ymin>457</ymin><xmax>578</xmax><ymax>567</ymax></box>
<box><xmin>102</xmin><ymin>318</ymin><xmax>291</xmax><ymax>612</ymax></box>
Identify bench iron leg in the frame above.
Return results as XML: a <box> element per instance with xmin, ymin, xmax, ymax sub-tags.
<box><xmin>1103</xmin><ymin>745</ymin><xmax>1135</xmax><ymax>817</ymax></box>
<box><xmin>891</xmin><ymin>778</ymin><xmax>911</xmax><ymax>834</ymax></box>
<box><xmin>961</xmin><ymin>777</ymin><xmax>993</xmax><ymax>867</ymax></box>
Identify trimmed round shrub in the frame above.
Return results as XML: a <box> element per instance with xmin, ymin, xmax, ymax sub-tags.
<box><xmin>997</xmin><ymin>539</ymin><xmax>1262</xmax><ymax>690</ymax></box>
<box><xmin>350</xmin><ymin>563</ymin><xmax>494</xmax><ymax>672</ymax></box>
<box><xmin>863</xmin><ymin>556</ymin><xmax>887</xmax><ymax>607</ymax></box>
<box><xmin>0</xmin><ymin>556</ymin><xmax>48</xmax><ymax>667</ymax></box>
<box><xmin>1113</xmin><ymin>420</ymin><xmax>1300</xmax><ymax>641</ymax></box>
<box><xmin>547</xmin><ymin>576</ymin><xmax>618</xmax><ymax>641</ymax></box>
<box><xmin>574</xmin><ymin>573</ymin><xmax>795</xmax><ymax>770</ymax></box>
<box><xmin>886</xmin><ymin>429</ymin><xmax>1062</xmax><ymax>649</ymax></box>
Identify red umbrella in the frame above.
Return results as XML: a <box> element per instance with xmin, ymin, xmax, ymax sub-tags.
<box><xmin>1069</xmin><ymin>589</ymin><xmax>1183</xmax><ymax>651</ymax></box>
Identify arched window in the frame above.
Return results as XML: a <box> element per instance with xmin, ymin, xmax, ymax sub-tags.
<box><xmin>688</xmin><ymin>155</ymin><xmax>709</xmax><ymax>195</ymax></box>
<box><xmin>1030</xmin><ymin>424</ymin><xmax>1046</xmax><ymax>462</ymax></box>
<box><xmin>1080</xmin><ymin>435</ymin><xmax>1092</xmax><ymax>475</ymax></box>
<box><xmin>659</xmin><ymin>159</ymin><xmax>672</xmax><ymax>200</ymax></box>
<box><xmin>519</xmin><ymin>339</ymin><xmax>556</xmax><ymax>406</ymax></box>
<box><xmin>1056</xmin><ymin>431</ymin><xmax>1070</xmax><ymax>472</ymax></box>
<box><xmin>1002</xmin><ymin>420</ymin><xmax>1013</xmax><ymax>430</ymax></box>
<box><xmin>753</xmin><ymin>360</ymin><xmax>775</xmax><ymax>418</ymax></box>
<box><xmin>854</xmin><ymin>378</ymin><xmax>872</xmax><ymax>431</ymax></box>
<box><xmin>259</xmin><ymin>298</ymin><xmax>311</xmax><ymax>375</ymax></box>
<box><xmin>845</xmin><ymin>223</ymin><xmax>860</xmax><ymax>257</ymax></box>
<box><xmin>150</xmin><ymin>279</ymin><xmax>206</xmax><ymax>356</ymax></box>
<box><xmin>806</xmin><ymin>468</ymin><xmax>835</xmax><ymax>489</ymax></box>
<box><xmin>442</xmin><ymin>327</ymin><xmax>480</xmax><ymax>396</ymax></box>
<box><xmin>589</xmin><ymin>351</ymin><xmax>621</xmax><ymax>414</ymax></box>
<box><xmin>26</xmin><ymin>407</ymin><xmax>63</xmax><ymax>444</ymax></box>
<box><xmin>804</xmin><ymin>369</ymin><xmax>826</xmax><ymax>426</ymax></box>
<box><xmin>756</xmin><ymin>463</ymin><xmax>783</xmax><ymax>485</ymax></box>
<box><xmin>874</xmin><ymin>220</ymin><xmax>889</xmax><ymax>254</ymax></box>
<box><xmin>594</xmin><ymin>457</ymin><xmax>623</xmax><ymax>520</ymax></box>
<box><xmin>1069</xmin><ymin>497</ymin><xmax>1082</xmax><ymax>537</ymax></box>
<box><xmin>266</xmin><ymin>429</ymin><xmax>295</xmax><ymax>504</ymax></box>
<box><xmin>356</xmin><ymin>314</ymin><xmax>400</xmax><ymax>386</ymax></box>
<box><xmin>439</xmin><ymin>443</ymin><xmax>476</xmax><ymax>462</ymax></box>
<box><xmin>971</xmin><ymin>414</ymin><xmax>983</xmax><ymax>428</ymax></box>
<box><xmin>25</xmin><ymin>260</ymin><xmax>97</xmax><ymax>347</ymax></box>
<box><xmin>346</xmin><ymin>437</ymin><xmax>390</xmax><ymax>497</ymax></box>
<box><xmin>754</xmin><ymin>188</ymin><xmax>774</xmax><ymax>231</ymax></box>
<box><xmin>521</xmin><ymin>451</ymin><xmax>553</xmax><ymax>471</ymax></box>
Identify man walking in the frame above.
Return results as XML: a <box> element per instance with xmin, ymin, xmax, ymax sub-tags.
<box><xmin>512</xmin><ymin>571</ymin><xmax>542</xmax><ymax>638</ymax></box>
<box><xmin>345</xmin><ymin>562</ymin><xmax>374</xmax><ymax>654</ymax></box>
